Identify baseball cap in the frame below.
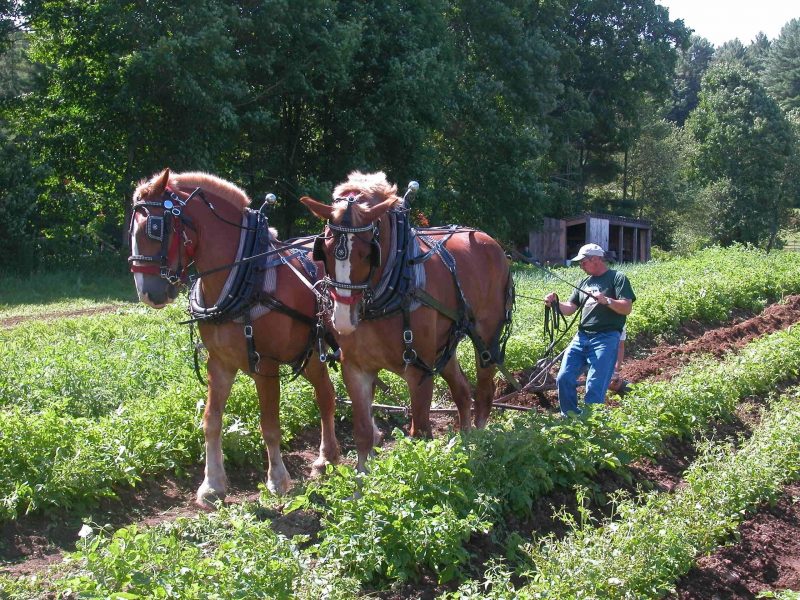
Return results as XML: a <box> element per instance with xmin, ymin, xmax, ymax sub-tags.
<box><xmin>571</xmin><ymin>243</ymin><xmax>606</xmax><ymax>262</ymax></box>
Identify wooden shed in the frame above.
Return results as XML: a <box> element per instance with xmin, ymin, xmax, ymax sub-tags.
<box><xmin>529</xmin><ymin>213</ymin><xmax>651</xmax><ymax>264</ymax></box>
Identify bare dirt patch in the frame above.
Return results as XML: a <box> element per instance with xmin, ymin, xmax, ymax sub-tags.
<box><xmin>0</xmin><ymin>305</ymin><xmax>125</xmax><ymax>329</ymax></box>
<box><xmin>672</xmin><ymin>482</ymin><xmax>800</xmax><ymax>599</ymax></box>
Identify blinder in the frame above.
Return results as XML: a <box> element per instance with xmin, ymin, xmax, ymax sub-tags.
<box><xmin>334</xmin><ymin>233</ymin><xmax>349</xmax><ymax>261</ymax></box>
<box><xmin>147</xmin><ymin>214</ymin><xmax>165</xmax><ymax>242</ymax></box>
<box><xmin>312</xmin><ymin>235</ymin><xmax>326</xmax><ymax>262</ymax></box>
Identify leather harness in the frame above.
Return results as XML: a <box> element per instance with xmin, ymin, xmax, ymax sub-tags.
<box><xmin>129</xmin><ymin>187</ymin><xmax>335</xmax><ymax>382</ymax></box>
<box><xmin>316</xmin><ymin>205</ymin><xmax>515</xmax><ymax>380</ymax></box>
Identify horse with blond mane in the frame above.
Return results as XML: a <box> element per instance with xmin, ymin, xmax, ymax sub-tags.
<box><xmin>300</xmin><ymin>171</ymin><xmax>513</xmax><ymax>472</ymax></box>
<box><xmin>129</xmin><ymin>168</ymin><xmax>340</xmax><ymax>506</ymax></box>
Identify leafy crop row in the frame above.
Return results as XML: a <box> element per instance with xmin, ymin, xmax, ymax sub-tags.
<box><xmin>0</xmin><ymin>306</ymin><xmax>324</xmax><ymax>520</ymax></box>
<box><xmin>2</xmin><ymin>506</ymin><xmax>360</xmax><ymax>599</ymax></box>
<box><xmin>8</xmin><ymin>319</ymin><xmax>799</xmax><ymax>598</ymax></box>
<box><xmin>299</xmin><ymin>324</ymin><xmax>800</xmax><ymax>584</ymax></box>
<box><xmin>451</xmin><ymin>389</ymin><xmax>800</xmax><ymax>598</ymax></box>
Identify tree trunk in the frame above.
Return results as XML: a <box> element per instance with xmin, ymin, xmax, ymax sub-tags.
<box><xmin>622</xmin><ymin>149</ymin><xmax>629</xmax><ymax>201</ymax></box>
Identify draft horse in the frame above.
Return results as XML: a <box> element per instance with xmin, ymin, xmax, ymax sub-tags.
<box><xmin>300</xmin><ymin>171</ymin><xmax>513</xmax><ymax>472</ymax></box>
<box><xmin>129</xmin><ymin>168</ymin><xmax>340</xmax><ymax>506</ymax></box>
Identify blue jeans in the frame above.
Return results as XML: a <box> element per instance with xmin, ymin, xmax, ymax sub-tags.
<box><xmin>556</xmin><ymin>330</ymin><xmax>621</xmax><ymax>416</ymax></box>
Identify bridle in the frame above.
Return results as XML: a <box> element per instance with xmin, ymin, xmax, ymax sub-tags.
<box><xmin>128</xmin><ymin>187</ymin><xmax>199</xmax><ymax>284</ymax></box>
<box><xmin>313</xmin><ymin>195</ymin><xmax>382</xmax><ymax>306</ymax></box>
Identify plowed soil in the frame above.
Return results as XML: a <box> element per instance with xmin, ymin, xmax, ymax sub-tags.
<box><xmin>4</xmin><ymin>296</ymin><xmax>800</xmax><ymax>598</ymax></box>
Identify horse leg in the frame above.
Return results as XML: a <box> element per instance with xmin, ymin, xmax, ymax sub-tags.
<box><xmin>439</xmin><ymin>356</ymin><xmax>472</xmax><ymax>431</ymax></box>
<box><xmin>197</xmin><ymin>355</ymin><xmax>236</xmax><ymax>508</ymax></box>
<box><xmin>253</xmin><ymin>367</ymin><xmax>292</xmax><ymax>495</ymax></box>
<box><xmin>303</xmin><ymin>356</ymin><xmax>341</xmax><ymax>476</ymax></box>
<box><xmin>342</xmin><ymin>364</ymin><xmax>380</xmax><ymax>473</ymax></box>
<box><xmin>404</xmin><ymin>371</ymin><xmax>435</xmax><ymax>438</ymax></box>
<box><xmin>473</xmin><ymin>357</ymin><xmax>497</xmax><ymax>429</ymax></box>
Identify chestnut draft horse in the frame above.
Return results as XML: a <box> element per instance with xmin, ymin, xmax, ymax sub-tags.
<box><xmin>129</xmin><ymin>168</ymin><xmax>340</xmax><ymax>506</ymax></box>
<box><xmin>301</xmin><ymin>171</ymin><xmax>514</xmax><ymax>472</ymax></box>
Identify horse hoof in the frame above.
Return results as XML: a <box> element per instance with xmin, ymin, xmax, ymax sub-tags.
<box><xmin>372</xmin><ymin>427</ymin><xmax>384</xmax><ymax>446</ymax></box>
<box><xmin>266</xmin><ymin>475</ymin><xmax>291</xmax><ymax>496</ymax></box>
<box><xmin>196</xmin><ymin>484</ymin><xmax>226</xmax><ymax>509</ymax></box>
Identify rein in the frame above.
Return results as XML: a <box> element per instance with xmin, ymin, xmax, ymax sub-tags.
<box><xmin>511</xmin><ymin>249</ymin><xmax>603</xmax><ymax>302</ymax></box>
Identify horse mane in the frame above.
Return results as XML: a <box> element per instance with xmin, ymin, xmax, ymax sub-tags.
<box><xmin>135</xmin><ymin>171</ymin><xmax>251</xmax><ymax>211</ymax></box>
<box><xmin>331</xmin><ymin>171</ymin><xmax>400</xmax><ymax>223</ymax></box>
<box><xmin>173</xmin><ymin>172</ymin><xmax>252</xmax><ymax>210</ymax></box>
<box><xmin>135</xmin><ymin>170</ymin><xmax>279</xmax><ymax>237</ymax></box>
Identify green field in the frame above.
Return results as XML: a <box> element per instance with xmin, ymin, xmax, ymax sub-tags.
<box><xmin>2</xmin><ymin>246</ymin><xmax>800</xmax><ymax>598</ymax></box>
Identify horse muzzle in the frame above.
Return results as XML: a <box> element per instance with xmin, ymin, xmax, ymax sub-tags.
<box><xmin>330</xmin><ymin>289</ymin><xmax>361</xmax><ymax>335</ymax></box>
<box><xmin>133</xmin><ymin>272</ymin><xmax>179</xmax><ymax>308</ymax></box>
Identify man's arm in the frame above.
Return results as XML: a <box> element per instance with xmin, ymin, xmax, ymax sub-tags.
<box><xmin>593</xmin><ymin>292</ymin><xmax>632</xmax><ymax>315</ymax></box>
<box><xmin>544</xmin><ymin>292</ymin><xmax>579</xmax><ymax>316</ymax></box>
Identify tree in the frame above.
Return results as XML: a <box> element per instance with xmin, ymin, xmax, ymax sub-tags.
<box><xmin>8</xmin><ymin>0</ymin><xmax>247</xmax><ymax>260</ymax></box>
<box><xmin>423</xmin><ymin>0</ymin><xmax>564</xmax><ymax>238</ymax></box>
<box><xmin>744</xmin><ymin>32</ymin><xmax>771</xmax><ymax>76</ymax></box>
<box><xmin>626</xmin><ymin>102</ymin><xmax>689</xmax><ymax>248</ymax></box>
<box><xmin>667</xmin><ymin>35</ymin><xmax>714</xmax><ymax>125</ymax></box>
<box><xmin>233</xmin><ymin>0</ymin><xmax>463</xmax><ymax>237</ymax></box>
<box><xmin>686</xmin><ymin>63</ymin><xmax>796</xmax><ymax>248</ymax></box>
<box><xmin>552</xmin><ymin>0</ymin><xmax>690</xmax><ymax>198</ymax></box>
<box><xmin>763</xmin><ymin>18</ymin><xmax>800</xmax><ymax>113</ymax></box>
<box><xmin>714</xmin><ymin>38</ymin><xmax>746</xmax><ymax>64</ymax></box>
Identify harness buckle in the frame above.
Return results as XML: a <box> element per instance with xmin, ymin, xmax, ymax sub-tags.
<box><xmin>160</xmin><ymin>267</ymin><xmax>179</xmax><ymax>283</ymax></box>
<box><xmin>403</xmin><ymin>348</ymin><xmax>417</xmax><ymax>364</ymax></box>
<box><xmin>244</xmin><ymin>325</ymin><xmax>254</xmax><ymax>338</ymax></box>
<box><xmin>403</xmin><ymin>329</ymin><xmax>413</xmax><ymax>344</ymax></box>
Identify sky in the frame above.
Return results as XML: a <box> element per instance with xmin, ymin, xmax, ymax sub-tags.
<box><xmin>656</xmin><ymin>0</ymin><xmax>798</xmax><ymax>47</ymax></box>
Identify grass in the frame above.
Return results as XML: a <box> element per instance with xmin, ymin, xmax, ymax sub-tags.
<box><xmin>0</xmin><ymin>267</ymin><xmax>137</xmax><ymax>321</ymax></box>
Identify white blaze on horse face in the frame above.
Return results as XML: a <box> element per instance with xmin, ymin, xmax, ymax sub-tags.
<box><xmin>130</xmin><ymin>220</ymin><xmax>151</xmax><ymax>305</ymax></box>
<box><xmin>131</xmin><ymin>215</ymin><xmax>169</xmax><ymax>309</ymax></box>
<box><xmin>332</xmin><ymin>233</ymin><xmax>358</xmax><ymax>335</ymax></box>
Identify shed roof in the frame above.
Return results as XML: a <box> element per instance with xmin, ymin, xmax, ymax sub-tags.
<box><xmin>562</xmin><ymin>212</ymin><xmax>651</xmax><ymax>228</ymax></box>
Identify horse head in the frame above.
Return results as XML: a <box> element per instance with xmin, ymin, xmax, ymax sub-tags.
<box><xmin>128</xmin><ymin>168</ymin><xmax>188</xmax><ymax>308</ymax></box>
<box><xmin>130</xmin><ymin>168</ymin><xmax>264</xmax><ymax>311</ymax></box>
<box><xmin>300</xmin><ymin>171</ymin><xmax>399</xmax><ymax>335</ymax></box>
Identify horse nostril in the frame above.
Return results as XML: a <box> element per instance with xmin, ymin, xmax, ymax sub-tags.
<box><xmin>146</xmin><ymin>290</ymin><xmax>168</xmax><ymax>306</ymax></box>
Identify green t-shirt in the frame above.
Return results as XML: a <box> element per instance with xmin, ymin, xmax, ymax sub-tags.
<box><xmin>568</xmin><ymin>269</ymin><xmax>636</xmax><ymax>333</ymax></box>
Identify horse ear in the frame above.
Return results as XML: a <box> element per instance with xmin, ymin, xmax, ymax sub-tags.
<box><xmin>153</xmin><ymin>168</ymin><xmax>171</xmax><ymax>195</ymax></box>
<box><xmin>300</xmin><ymin>196</ymin><xmax>334</xmax><ymax>221</ymax></box>
<box><xmin>361</xmin><ymin>197</ymin><xmax>398</xmax><ymax>223</ymax></box>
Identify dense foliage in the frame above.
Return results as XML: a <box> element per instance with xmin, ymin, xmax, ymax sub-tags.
<box><xmin>1</xmin><ymin>0</ymin><xmax>692</xmax><ymax>270</ymax></box>
<box><xmin>0</xmin><ymin>0</ymin><xmax>800</xmax><ymax>272</ymax></box>
<box><xmin>686</xmin><ymin>64</ymin><xmax>795</xmax><ymax>248</ymax></box>
<box><xmin>1</xmin><ymin>2</ymin><xmax>799</xmax><ymax>265</ymax></box>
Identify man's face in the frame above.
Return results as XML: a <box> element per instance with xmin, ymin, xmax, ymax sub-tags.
<box><xmin>579</xmin><ymin>255</ymin><xmax>603</xmax><ymax>275</ymax></box>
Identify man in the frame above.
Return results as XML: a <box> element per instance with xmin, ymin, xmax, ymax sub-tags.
<box><xmin>544</xmin><ymin>243</ymin><xmax>635</xmax><ymax>416</ymax></box>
